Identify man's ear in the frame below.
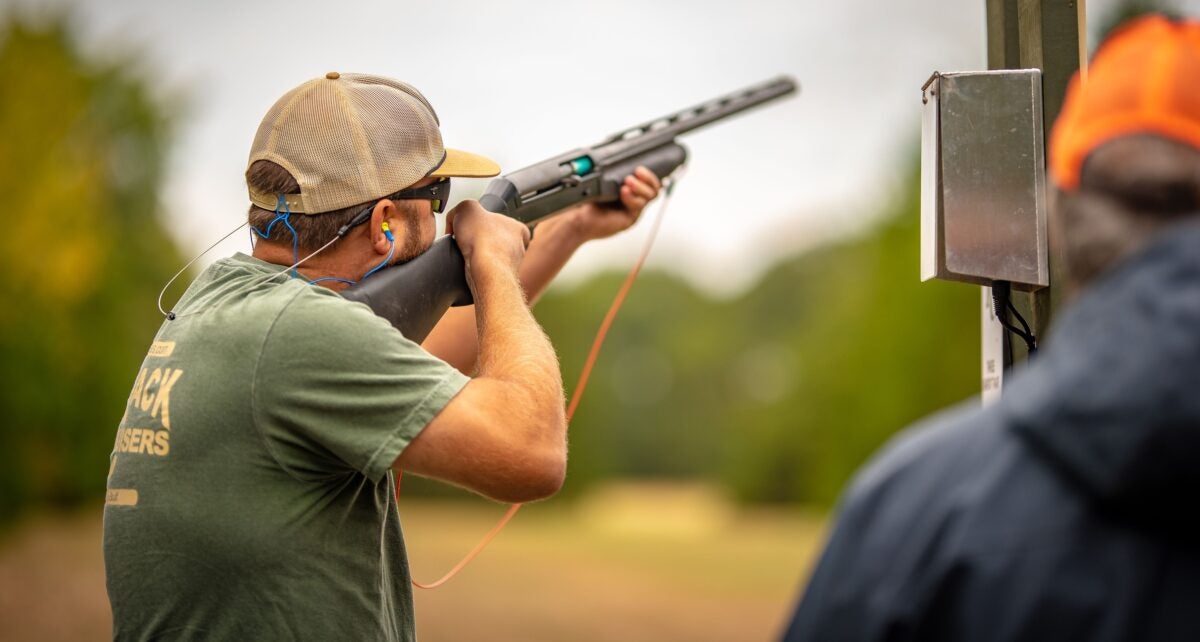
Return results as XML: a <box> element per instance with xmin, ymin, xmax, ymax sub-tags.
<box><xmin>369</xmin><ymin>200</ymin><xmax>397</xmax><ymax>256</ymax></box>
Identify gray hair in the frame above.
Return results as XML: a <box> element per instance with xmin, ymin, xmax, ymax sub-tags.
<box><xmin>1053</xmin><ymin>135</ymin><xmax>1200</xmax><ymax>294</ymax></box>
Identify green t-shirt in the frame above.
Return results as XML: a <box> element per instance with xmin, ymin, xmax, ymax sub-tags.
<box><xmin>104</xmin><ymin>253</ymin><xmax>468</xmax><ymax>641</ymax></box>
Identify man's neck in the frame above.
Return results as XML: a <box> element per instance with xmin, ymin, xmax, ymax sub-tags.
<box><xmin>252</xmin><ymin>241</ymin><xmax>360</xmax><ymax>291</ymax></box>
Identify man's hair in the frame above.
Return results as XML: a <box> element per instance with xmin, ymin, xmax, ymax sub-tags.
<box><xmin>1055</xmin><ymin>135</ymin><xmax>1200</xmax><ymax>291</ymax></box>
<box><xmin>246</xmin><ymin>160</ymin><xmax>420</xmax><ymax>252</ymax></box>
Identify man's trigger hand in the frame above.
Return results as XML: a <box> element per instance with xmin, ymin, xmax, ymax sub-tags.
<box><xmin>446</xmin><ymin>200</ymin><xmax>530</xmax><ymax>274</ymax></box>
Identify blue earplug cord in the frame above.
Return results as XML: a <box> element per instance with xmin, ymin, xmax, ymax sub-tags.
<box><xmin>253</xmin><ymin>195</ymin><xmax>395</xmax><ymax>287</ymax></box>
<box><xmin>309</xmin><ymin>220</ymin><xmax>395</xmax><ymax>286</ymax></box>
<box><xmin>251</xmin><ymin>195</ymin><xmax>301</xmax><ymax>278</ymax></box>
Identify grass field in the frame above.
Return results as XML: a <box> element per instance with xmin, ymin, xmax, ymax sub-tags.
<box><xmin>0</xmin><ymin>482</ymin><xmax>826</xmax><ymax>641</ymax></box>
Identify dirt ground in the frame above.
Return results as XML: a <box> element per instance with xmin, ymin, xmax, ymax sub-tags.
<box><xmin>0</xmin><ymin>483</ymin><xmax>825</xmax><ymax>641</ymax></box>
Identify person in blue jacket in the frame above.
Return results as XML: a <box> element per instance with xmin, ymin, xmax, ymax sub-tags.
<box><xmin>784</xmin><ymin>14</ymin><xmax>1200</xmax><ymax>641</ymax></box>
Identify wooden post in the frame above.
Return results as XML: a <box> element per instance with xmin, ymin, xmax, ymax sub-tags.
<box><xmin>983</xmin><ymin>0</ymin><xmax>1081</xmax><ymax>373</ymax></box>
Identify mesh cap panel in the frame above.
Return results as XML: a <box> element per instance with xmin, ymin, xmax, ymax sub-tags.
<box><xmin>247</xmin><ymin>73</ymin><xmax>496</xmax><ymax>214</ymax></box>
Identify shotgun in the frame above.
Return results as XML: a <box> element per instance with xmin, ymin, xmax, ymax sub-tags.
<box><xmin>342</xmin><ymin>76</ymin><xmax>798</xmax><ymax>341</ymax></box>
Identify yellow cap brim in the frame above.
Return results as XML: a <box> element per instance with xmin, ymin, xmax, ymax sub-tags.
<box><xmin>429</xmin><ymin>148</ymin><xmax>501</xmax><ymax>178</ymax></box>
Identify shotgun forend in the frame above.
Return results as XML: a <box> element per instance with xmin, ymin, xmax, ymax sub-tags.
<box><xmin>342</xmin><ymin>76</ymin><xmax>798</xmax><ymax>342</ymax></box>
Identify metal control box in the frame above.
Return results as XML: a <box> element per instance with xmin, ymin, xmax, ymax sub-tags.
<box><xmin>920</xmin><ymin>70</ymin><xmax>1049</xmax><ymax>290</ymax></box>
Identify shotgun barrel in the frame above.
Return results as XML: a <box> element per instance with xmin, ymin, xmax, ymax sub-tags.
<box><xmin>343</xmin><ymin>76</ymin><xmax>798</xmax><ymax>341</ymax></box>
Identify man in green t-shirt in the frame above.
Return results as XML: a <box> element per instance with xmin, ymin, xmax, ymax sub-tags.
<box><xmin>104</xmin><ymin>72</ymin><xmax>661</xmax><ymax>641</ymax></box>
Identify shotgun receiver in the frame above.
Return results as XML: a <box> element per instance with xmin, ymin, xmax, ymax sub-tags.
<box><xmin>342</xmin><ymin>76</ymin><xmax>798</xmax><ymax>341</ymax></box>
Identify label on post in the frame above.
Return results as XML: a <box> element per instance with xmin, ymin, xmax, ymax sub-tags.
<box><xmin>982</xmin><ymin>286</ymin><xmax>1004</xmax><ymax>404</ymax></box>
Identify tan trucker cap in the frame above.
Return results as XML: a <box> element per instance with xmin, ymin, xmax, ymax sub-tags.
<box><xmin>247</xmin><ymin>71</ymin><xmax>500</xmax><ymax>214</ymax></box>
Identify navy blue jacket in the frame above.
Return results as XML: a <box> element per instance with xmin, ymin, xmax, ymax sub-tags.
<box><xmin>784</xmin><ymin>221</ymin><xmax>1200</xmax><ymax>641</ymax></box>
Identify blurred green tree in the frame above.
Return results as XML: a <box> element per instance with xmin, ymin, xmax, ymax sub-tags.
<box><xmin>0</xmin><ymin>16</ymin><xmax>183</xmax><ymax>522</ymax></box>
<box><xmin>534</xmin><ymin>159</ymin><xmax>979</xmax><ymax>507</ymax></box>
<box><xmin>715</xmin><ymin>165</ymin><xmax>979</xmax><ymax>505</ymax></box>
<box><xmin>535</xmin><ymin>0</ymin><xmax>1178</xmax><ymax>506</ymax></box>
<box><xmin>407</xmin><ymin>0</ymin><xmax>1175</xmax><ymax>510</ymax></box>
<box><xmin>1093</xmin><ymin>0</ymin><xmax>1182</xmax><ymax>44</ymax></box>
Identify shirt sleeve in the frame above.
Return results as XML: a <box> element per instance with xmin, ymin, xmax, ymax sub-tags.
<box><xmin>253</xmin><ymin>289</ymin><xmax>469</xmax><ymax>483</ymax></box>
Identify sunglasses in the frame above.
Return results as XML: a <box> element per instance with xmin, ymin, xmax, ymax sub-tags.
<box><xmin>393</xmin><ymin>178</ymin><xmax>452</xmax><ymax>214</ymax></box>
<box><xmin>338</xmin><ymin>178</ymin><xmax>453</xmax><ymax>239</ymax></box>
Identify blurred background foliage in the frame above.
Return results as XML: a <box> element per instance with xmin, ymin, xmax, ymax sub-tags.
<box><xmin>0</xmin><ymin>16</ymin><xmax>183</xmax><ymax>523</ymax></box>
<box><xmin>0</xmin><ymin>11</ymin><xmax>982</xmax><ymax>526</ymax></box>
<box><xmin>0</xmin><ymin>5</ymin><xmax>1182</xmax><ymax>641</ymax></box>
<box><xmin>536</xmin><ymin>170</ymin><xmax>979</xmax><ymax>506</ymax></box>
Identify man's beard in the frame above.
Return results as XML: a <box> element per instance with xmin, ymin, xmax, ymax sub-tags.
<box><xmin>393</xmin><ymin>214</ymin><xmax>429</xmax><ymax>265</ymax></box>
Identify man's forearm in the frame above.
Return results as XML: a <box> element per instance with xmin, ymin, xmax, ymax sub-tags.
<box><xmin>514</xmin><ymin>214</ymin><xmax>590</xmax><ymax>305</ymax></box>
<box><xmin>469</xmin><ymin>256</ymin><xmax>566</xmax><ymax>450</ymax></box>
<box><xmin>394</xmin><ymin>201</ymin><xmax>567</xmax><ymax>503</ymax></box>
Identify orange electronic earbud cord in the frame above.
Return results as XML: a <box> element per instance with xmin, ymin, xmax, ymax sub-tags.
<box><xmin>398</xmin><ymin>177</ymin><xmax>677</xmax><ymax>590</ymax></box>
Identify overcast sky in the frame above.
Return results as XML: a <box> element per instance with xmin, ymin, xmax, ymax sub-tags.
<box><xmin>11</xmin><ymin>0</ymin><xmax>1195</xmax><ymax>294</ymax></box>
